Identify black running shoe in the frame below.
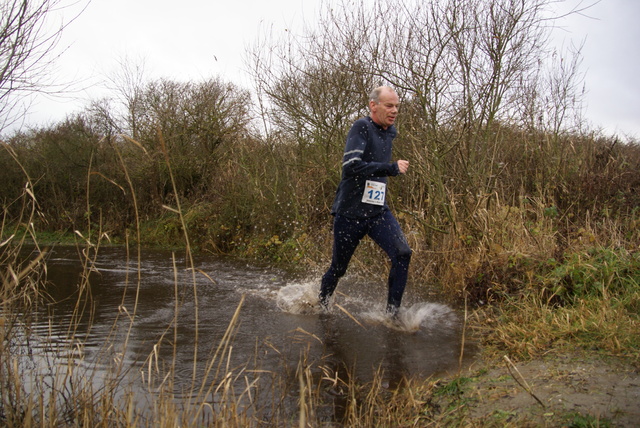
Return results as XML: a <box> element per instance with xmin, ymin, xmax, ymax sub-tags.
<box><xmin>386</xmin><ymin>304</ymin><xmax>399</xmax><ymax>318</ymax></box>
<box><xmin>318</xmin><ymin>293</ymin><xmax>330</xmax><ymax>312</ymax></box>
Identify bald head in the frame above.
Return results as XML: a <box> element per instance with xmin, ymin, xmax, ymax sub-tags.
<box><xmin>369</xmin><ymin>86</ymin><xmax>396</xmax><ymax>104</ymax></box>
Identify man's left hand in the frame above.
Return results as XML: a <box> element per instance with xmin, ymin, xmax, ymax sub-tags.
<box><xmin>397</xmin><ymin>160</ymin><xmax>409</xmax><ymax>174</ymax></box>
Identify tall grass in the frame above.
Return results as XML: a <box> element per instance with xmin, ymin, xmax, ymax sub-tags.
<box><xmin>1</xmin><ymin>138</ymin><xmax>453</xmax><ymax>427</ymax></box>
<box><xmin>0</xmin><ymin>142</ymin><xmax>280</xmax><ymax>426</ymax></box>
<box><xmin>473</xmin><ymin>244</ymin><xmax>640</xmax><ymax>360</ymax></box>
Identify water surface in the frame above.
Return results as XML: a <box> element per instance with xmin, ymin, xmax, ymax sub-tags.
<box><xmin>20</xmin><ymin>244</ymin><xmax>474</xmax><ymax>413</ymax></box>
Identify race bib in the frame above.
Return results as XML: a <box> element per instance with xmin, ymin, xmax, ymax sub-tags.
<box><xmin>362</xmin><ymin>180</ymin><xmax>386</xmax><ymax>206</ymax></box>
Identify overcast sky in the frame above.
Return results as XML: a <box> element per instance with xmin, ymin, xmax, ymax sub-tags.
<box><xmin>16</xmin><ymin>0</ymin><xmax>640</xmax><ymax>139</ymax></box>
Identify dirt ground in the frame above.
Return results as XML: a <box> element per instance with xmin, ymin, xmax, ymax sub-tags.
<box><xmin>438</xmin><ymin>352</ymin><xmax>640</xmax><ymax>427</ymax></box>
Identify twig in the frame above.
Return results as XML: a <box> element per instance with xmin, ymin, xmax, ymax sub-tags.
<box><xmin>458</xmin><ymin>292</ymin><xmax>468</xmax><ymax>373</ymax></box>
<box><xmin>503</xmin><ymin>355</ymin><xmax>546</xmax><ymax>408</ymax></box>
<box><xmin>335</xmin><ymin>303</ymin><xmax>366</xmax><ymax>329</ymax></box>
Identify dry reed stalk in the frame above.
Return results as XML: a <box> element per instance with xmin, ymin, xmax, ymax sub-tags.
<box><xmin>109</xmin><ymin>135</ymin><xmax>145</xmax><ymax>386</ymax></box>
<box><xmin>297</xmin><ymin>358</ymin><xmax>307</xmax><ymax>428</ymax></box>
<box><xmin>191</xmin><ymin>295</ymin><xmax>245</xmax><ymax>424</ymax></box>
<box><xmin>362</xmin><ymin>367</ymin><xmax>384</xmax><ymax>424</ymax></box>
<box><xmin>157</xmin><ymin>131</ymin><xmax>201</xmax><ymax>401</ymax></box>
<box><xmin>503</xmin><ymin>355</ymin><xmax>546</xmax><ymax>408</ymax></box>
<box><xmin>459</xmin><ymin>292</ymin><xmax>468</xmax><ymax>373</ymax></box>
<box><xmin>334</xmin><ymin>303</ymin><xmax>366</xmax><ymax>329</ymax></box>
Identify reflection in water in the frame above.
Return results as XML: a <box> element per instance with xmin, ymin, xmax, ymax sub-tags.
<box><xmin>17</xmin><ymin>244</ymin><xmax>475</xmax><ymax>418</ymax></box>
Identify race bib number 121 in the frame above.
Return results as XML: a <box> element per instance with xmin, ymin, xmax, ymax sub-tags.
<box><xmin>362</xmin><ymin>180</ymin><xmax>386</xmax><ymax>206</ymax></box>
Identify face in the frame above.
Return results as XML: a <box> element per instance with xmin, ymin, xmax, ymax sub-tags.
<box><xmin>369</xmin><ymin>88</ymin><xmax>400</xmax><ymax>129</ymax></box>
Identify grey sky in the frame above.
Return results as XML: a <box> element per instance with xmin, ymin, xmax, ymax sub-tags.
<box><xmin>18</xmin><ymin>0</ymin><xmax>640</xmax><ymax>139</ymax></box>
<box><xmin>555</xmin><ymin>0</ymin><xmax>640</xmax><ymax>138</ymax></box>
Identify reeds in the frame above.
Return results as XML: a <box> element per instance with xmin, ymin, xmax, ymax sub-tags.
<box><xmin>0</xmin><ymin>139</ymin><xmax>260</xmax><ymax>426</ymax></box>
<box><xmin>1</xmin><ymin>136</ymin><xmax>454</xmax><ymax>427</ymax></box>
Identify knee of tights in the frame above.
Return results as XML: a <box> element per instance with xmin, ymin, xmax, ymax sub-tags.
<box><xmin>398</xmin><ymin>248</ymin><xmax>412</xmax><ymax>261</ymax></box>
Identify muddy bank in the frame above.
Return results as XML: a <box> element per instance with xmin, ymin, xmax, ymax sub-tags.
<box><xmin>434</xmin><ymin>351</ymin><xmax>640</xmax><ymax>426</ymax></box>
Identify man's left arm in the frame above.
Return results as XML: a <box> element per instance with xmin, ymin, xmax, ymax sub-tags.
<box><xmin>396</xmin><ymin>160</ymin><xmax>409</xmax><ymax>174</ymax></box>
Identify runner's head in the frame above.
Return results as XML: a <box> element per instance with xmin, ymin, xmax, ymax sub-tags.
<box><xmin>369</xmin><ymin>86</ymin><xmax>399</xmax><ymax>130</ymax></box>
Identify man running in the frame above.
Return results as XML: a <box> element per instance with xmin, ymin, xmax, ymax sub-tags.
<box><xmin>319</xmin><ymin>86</ymin><xmax>412</xmax><ymax>317</ymax></box>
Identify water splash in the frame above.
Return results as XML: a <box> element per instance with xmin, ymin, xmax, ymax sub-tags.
<box><xmin>361</xmin><ymin>302</ymin><xmax>457</xmax><ymax>333</ymax></box>
<box><xmin>275</xmin><ymin>281</ymin><xmax>457</xmax><ymax>333</ymax></box>
<box><xmin>276</xmin><ymin>281</ymin><xmax>323</xmax><ymax>315</ymax></box>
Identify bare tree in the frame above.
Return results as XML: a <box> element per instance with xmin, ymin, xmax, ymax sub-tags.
<box><xmin>249</xmin><ymin>0</ymin><xmax>591</xmax><ymax>238</ymax></box>
<box><xmin>248</xmin><ymin>0</ymin><xmax>384</xmax><ymax>179</ymax></box>
<box><xmin>0</xmin><ymin>0</ymin><xmax>81</xmax><ymax>132</ymax></box>
<box><xmin>104</xmin><ymin>55</ymin><xmax>148</xmax><ymax>139</ymax></box>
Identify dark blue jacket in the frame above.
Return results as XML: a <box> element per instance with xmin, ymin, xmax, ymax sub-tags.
<box><xmin>331</xmin><ymin>116</ymin><xmax>400</xmax><ymax>218</ymax></box>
